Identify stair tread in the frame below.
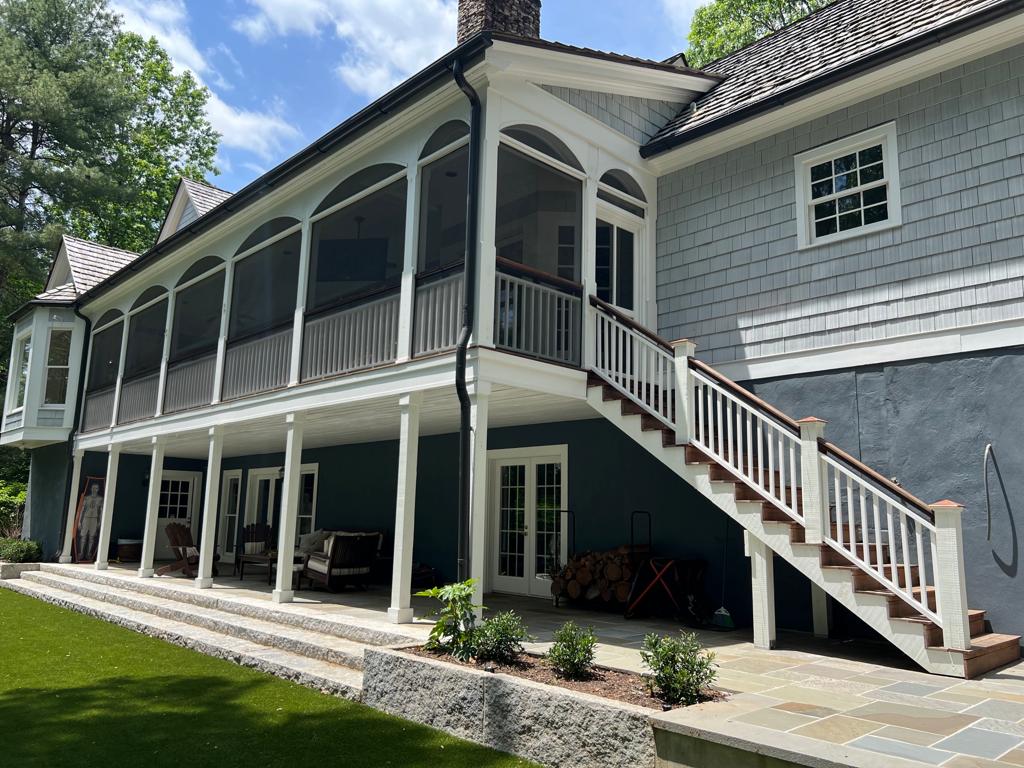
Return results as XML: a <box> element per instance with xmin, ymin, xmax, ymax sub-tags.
<box><xmin>931</xmin><ymin>633</ymin><xmax>1022</xmax><ymax>658</ymax></box>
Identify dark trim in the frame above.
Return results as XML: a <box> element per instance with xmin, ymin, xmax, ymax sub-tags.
<box><xmin>304</xmin><ymin>280</ymin><xmax>403</xmax><ymax>321</ymax></box>
<box><xmin>497</xmin><ymin>257</ymin><xmax>583</xmax><ymax>296</ymax></box>
<box><xmin>167</xmin><ymin>346</ymin><xmax>218</xmax><ymax>368</ymax></box>
<box><xmin>819</xmin><ymin>439</ymin><xmax>935</xmax><ymax>521</ymax></box>
<box><xmin>641</xmin><ymin>3</ymin><xmax>1024</xmax><ymax>158</ymax></box>
<box><xmin>226</xmin><ymin>320</ymin><xmax>294</xmax><ymax>349</ymax></box>
<box><xmin>589</xmin><ymin>294</ymin><xmax>673</xmax><ymax>352</ymax></box>
<box><xmin>415</xmin><ymin>260</ymin><xmax>466</xmax><ymax>284</ymax></box>
<box><xmin>119</xmin><ymin>367</ymin><xmax>162</xmax><ymax>387</ymax></box>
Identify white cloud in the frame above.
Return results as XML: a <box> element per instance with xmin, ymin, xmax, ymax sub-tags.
<box><xmin>234</xmin><ymin>0</ymin><xmax>457</xmax><ymax>98</ymax></box>
<box><xmin>660</xmin><ymin>0</ymin><xmax>704</xmax><ymax>42</ymax></box>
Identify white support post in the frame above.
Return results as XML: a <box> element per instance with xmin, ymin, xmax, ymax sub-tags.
<box><xmin>155</xmin><ymin>291</ymin><xmax>175</xmax><ymax>417</ymax></box>
<box><xmin>746</xmin><ymin>531</ymin><xmax>776</xmax><ymax>650</ymax></box>
<box><xmin>273</xmin><ymin>414</ymin><xmax>304</xmax><ymax>603</ymax></box>
<box><xmin>289</xmin><ymin>219</ymin><xmax>312</xmax><ymax>385</ymax></box>
<box><xmin>139</xmin><ymin>437</ymin><xmax>166</xmax><ymax>577</ymax></box>
<box><xmin>95</xmin><ymin>444</ymin><xmax>121</xmax><ymax>570</ymax></box>
<box><xmin>59</xmin><ymin>449</ymin><xmax>84</xmax><ymax>563</ymax></box>
<box><xmin>468</xmin><ymin>382</ymin><xmax>491</xmax><ymax>608</ymax></box>
<box><xmin>930</xmin><ymin>500</ymin><xmax>971</xmax><ymax>651</ymax></box>
<box><xmin>798</xmin><ymin>417</ymin><xmax>827</xmax><ymax>545</ymax></box>
<box><xmin>389</xmin><ymin>392</ymin><xmax>422</xmax><ymax>623</ymax></box>
<box><xmin>396</xmin><ymin>164</ymin><xmax>419</xmax><ymax>363</ymax></box>
<box><xmin>474</xmin><ymin>90</ymin><xmax>499</xmax><ymax>348</ymax></box>
<box><xmin>581</xmin><ymin>171</ymin><xmax>599</xmax><ymax>370</ymax></box>
<box><xmin>671</xmin><ymin>339</ymin><xmax>696</xmax><ymax>444</ymax></box>
<box><xmin>212</xmin><ymin>260</ymin><xmax>234</xmax><ymax>404</ymax></box>
<box><xmin>109</xmin><ymin>319</ymin><xmax>129</xmax><ymax>427</ymax></box>
<box><xmin>195</xmin><ymin>427</ymin><xmax>224</xmax><ymax>588</ymax></box>
<box><xmin>811</xmin><ymin>584</ymin><xmax>830</xmax><ymax>639</ymax></box>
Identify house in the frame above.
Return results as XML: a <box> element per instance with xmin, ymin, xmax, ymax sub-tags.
<box><xmin>4</xmin><ymin>0</ymin><xmax>1023</xmax><ymax>679</ymax></box>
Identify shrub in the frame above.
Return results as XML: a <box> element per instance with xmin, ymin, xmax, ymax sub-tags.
<box><xmin>640</xmin><ymin>631</ymin><xmax>717</xmax><ymax>706</ymax></box>
<box><xmin>473</xmin><ymin>611</ymin><xmax>532</xmax><ymax>664</ymax></box>
<box><xmin>0</xmin><ymin>482</ymin><xmax>27</xmax><ymax>538</ymax></box>
<box><xmin>547</xmin><ymin>621</ymin><xmax>597</xmax><ymax>679</ymax></box>
<box><xmin>415</xmin><ymin>580</ymin><xmax>481</xmax><ymax>661</ymax></box>
<box><xmin>0</xmin><ymin>537</ymin><xmax>42</xmax><ymax>563</ymax></box>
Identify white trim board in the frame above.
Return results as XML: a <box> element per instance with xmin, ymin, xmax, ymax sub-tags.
<box><xmin>711</xmin><ymin>316</ymin><xmax>1024</xmax><ymax>383</ymax></box>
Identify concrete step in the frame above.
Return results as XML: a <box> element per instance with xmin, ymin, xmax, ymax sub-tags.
<box><xmin>21</xmin><ymin>570</ymin><xmax>369</xmax><ymax>669</ymax></box>
<box><xmin>0</xmin><ymin>578</ymin><xmax>363</xmax><ymax>698</ymax></box>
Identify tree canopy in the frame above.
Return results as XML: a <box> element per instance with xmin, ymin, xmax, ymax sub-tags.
<box><xmin>686</xmin><ymin>0</ymin><xmax>831</xmax><ymax>68</ymax></box>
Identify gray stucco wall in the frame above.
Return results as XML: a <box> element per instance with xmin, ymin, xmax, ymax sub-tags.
<box><xmin>744</xmin><ymin>346</ymin><xmax>1024</xmax><ymax>640</ymax></box>
<box><xmin>541</xmin><ymin>85</ymin><xmax>684</xmax><ymax>144</ymax></box>
<box><xmin>23</xmin><ymin>442</ymin><xmax>70</xmax><ymax>559</ymax></box>
<box><xmin>657</xmin><ymin>43</ymin><xmax>1024</xmax><ymax>364</ymax></box>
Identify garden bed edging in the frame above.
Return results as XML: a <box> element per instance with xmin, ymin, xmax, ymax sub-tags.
<box><xmin>0</xmin><ymin>562</ymin><xmax>39</xmax><ymax>580</ymax></box>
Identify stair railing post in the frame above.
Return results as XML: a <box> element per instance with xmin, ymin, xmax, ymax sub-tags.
<box><xmin>797</xmin><ymin>417</ymin><xmax>827</xmax><ymax>544</ymax></box>
<box><xmin>930</xmin><ymin>499</ymin><xmax>971</xmax><ymax>651</ymax></box>
<box><xmin>671</xmin><ymin>339</ymin><xmax>696</xmax><ymax>444</ymax></box>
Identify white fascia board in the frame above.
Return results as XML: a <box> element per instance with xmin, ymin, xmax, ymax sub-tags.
<box><xmin>487</xmin><ymin>40</ymin><xmax>716</xmax><ymax>103</ymax></box>
<box><xmin>647</xmin><ymin>10</ymin><xmax>1024</xmax><ymax>175</ymax></box>
<box><xmin>712</xmin><ymin>316</ymin><xmax>1024</xmax><ymax>383</ymax></box>
<box><xmin>0</xmin><ymin>426</ymin><xmax>70</xmax><ymax>448</ymax></box>
<box><xmin>474</xmin><ymin>346</ymin><xmax>587</xmax><ymax>400</ymax></box>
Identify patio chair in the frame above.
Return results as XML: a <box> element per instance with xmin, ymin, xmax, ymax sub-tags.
<box><xmin>235</xmin><ymin>522</ymin><xmax>274</xmax><ymax>580</ymax></box>
<box><xmin>155</xmin><ymin>522</ymin><xmax>218</xmax><ymax>578</ymax></box>
<box><xmin>302</xmin><ymin>531</ymin><xmax>382</xmax><ymax>592</ymax></box>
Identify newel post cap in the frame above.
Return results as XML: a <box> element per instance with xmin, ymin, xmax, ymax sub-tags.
<box><xmin>797</xmin><ymin>416</ymin><xmax>827</xmax><ymax>439</ymax></box>
<box><xmin>670</xmin><ymin>338</ymin><xmax>697</xmax><ymax>358</ymax></box>
<box><xmin>929</xmin><ymin>499</ymin><xmax>964</xmax><ymax>511</ymax></box>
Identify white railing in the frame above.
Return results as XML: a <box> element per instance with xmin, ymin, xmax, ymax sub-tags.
<box><xmin>413</xmin><ymin>269</ymin><xmax>464</xmax><ymax>357</ymax></box>
<box><xmin>494</xmin><ymin>265</ymin><xmax>581</xmax><ymax>366</ymax></box>
<box><xmin>592</xmin><ymin>300</ymin><xmax>675</xmax><ymax>427</ymax></box>
<box><xmin>302</xmin><ymin>290</ymin><xmax>400</xmax><ymax>382</ymax></box>
<box><xmin>821</xmin><ymin>448</ymin><xmax>940</xmax><ymax>624</ymax></box>
<box><xmin>117</xmin><ymin>373</ymin><xmax>160</xmax><ymax>424</ymax></box>
<box><xmin>690</xmin><ymin>365</ymin><xmax>803</xmax><ymax>522</ymax></box>
<box><xmin>222</xmin><ymin>327</ymin><xmax>292</xmax><ymax>400</ymax></box>
<box><xmin>163</xmin><ymin>353</ymin><xmax>217</xmax><ymax>414</ymax></box>
<box><xmin>81</xmin><ymin>388</ymin><xmax>116</xmax><ymax>432</ymax></box>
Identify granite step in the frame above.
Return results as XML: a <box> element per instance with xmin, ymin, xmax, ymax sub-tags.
<box><xmin>0</xmin><ymin>577</ymin><xmax>363</xmax><ymax>699</ymax></box>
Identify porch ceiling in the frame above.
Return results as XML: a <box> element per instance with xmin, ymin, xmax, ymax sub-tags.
<box><xmin>115</xmin><ymin>384</ymin><xmax>595</xmax><ymax>459</ymax></box>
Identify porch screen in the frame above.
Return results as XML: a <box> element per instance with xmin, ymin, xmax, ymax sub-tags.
<box><xmin>418</xmin><ymin>144</ymin><xmax>468</xmax><ymax>273</ymax></box>
<box><xmin>495</xmin><ymin>145</ymin><xmax>582</xmax><ymax>282</ymax></box>
<box><xmin>170</xmin><ymin>271</ymin><xmax>225</xmax><ymax>361</ymax></box>
<box><xmin>123</xmin><ymin>299</ymin><xmax>168</xmax><ymax>379</ymax></box>
<box><xmin>86</xmin><ymin>321</ymin><xmax>123</xmax><ymax>392</ymax></box>
<box><xmin>307</xmin><ymin>178</ymin><xmax>406</xmax><ymax>312</ymax></box>
<box><xmin>229</xmin><ymin>232</ymin><xmax>301</xmax><ymax>340</ymax></box>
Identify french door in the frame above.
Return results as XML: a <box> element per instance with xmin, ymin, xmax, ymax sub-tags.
<box><xmin>489</xmin><ymin>447</ymin><xmax>568</xmax><ymax>598</ymax></box>
<box><xmin>244</xmin><ymin>465</ymin><xmax>318</xmax><ymax>539</ymax></box>
<box><xmin>218</xmin><ymin>470</ymin><xmax>242</xmax><ymax>564</ymax></box>
<box><xmin>155</xmin><ymin>471</ymin><xmax>202</xmax><ymax>560</ymax></box>
<box><xmin>595</xmin><ymin>215</ymin><xmax>638</xmax><ymax>314</ymax></box>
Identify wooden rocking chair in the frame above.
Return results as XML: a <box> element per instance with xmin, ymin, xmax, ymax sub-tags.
<box><xmin>155</xmin><ymin>522</ymin><xmax>218</xmax><ymax>578</ymax></box>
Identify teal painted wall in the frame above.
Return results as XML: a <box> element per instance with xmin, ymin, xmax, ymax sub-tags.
<box><xmin>24</xmin><ymin>442</ymin><xmax>71</xmax><ymax>559</ymax></box>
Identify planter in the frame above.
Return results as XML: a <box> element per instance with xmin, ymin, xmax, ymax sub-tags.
<box><xmin>0</xmin><ymin>562</ymin><xmax>40</xmax><ymax>579</ymax></box>
<box><xmin>363</xmin><ymin>647</ymin><xmax>657</xmax><ymax>768</ymax></box>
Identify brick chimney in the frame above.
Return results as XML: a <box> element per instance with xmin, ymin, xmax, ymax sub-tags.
<box><xmin>457</xmin><ymin>0</ymin><xmax>541</xmax><ymax>43</ymax></box>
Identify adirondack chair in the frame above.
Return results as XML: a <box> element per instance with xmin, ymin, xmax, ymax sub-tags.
<box><xmin>155</xmin><ymin>522</ymin><xmax>218</xmax><ymax>578</ymax></box>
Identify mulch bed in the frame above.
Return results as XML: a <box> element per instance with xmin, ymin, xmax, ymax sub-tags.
<box><xmin>409</xmin><ymin>647</ymin><xmax>722</xmax><ymax>711</ymax></box>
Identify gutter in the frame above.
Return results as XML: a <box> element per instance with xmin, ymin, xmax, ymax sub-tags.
<box><xmin>641</xmin><ymin>2</ymin><xmax>1024</xmax><ymax>158</ymax></box>
<box><xmin>453</xmin><ymin>58</ymin><xmax>482</xmax><ymax>583</ymax></box>
<box><xmin>56</xmin><ymin>304</ymin><xmax>92</xmax><ymax>561</ymax></box>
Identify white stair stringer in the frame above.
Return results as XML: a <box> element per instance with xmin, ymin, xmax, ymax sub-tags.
<box><xmin>587</xmin><ymin>386</ymin><xmax>968</xmax><ymax>677</ymax></box>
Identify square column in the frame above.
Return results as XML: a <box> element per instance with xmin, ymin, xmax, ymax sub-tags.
<box><xmin>930</xmin><ymin>499</ymin><xmax>971</xmax><ymax>651</ymax></box>
<box><xmin>95</xmin><ymin>445</ymin><xmax>121</xmax><ymax>570</ymax></box>
<box><xmin>138</xmin><ymin>438</ymin><xmax>166</xmax><ymax>577</ymax></box>
<box><xmin>59</xmin><ymin>449</ymin><xmax>84</xmax><ymax>563</ymax></box>
<box><xmin>195</xmin><ymin>427</ymin><xmax>224</xmax><ymax>588</ymax></box>
<box><xmin>273</xmin><ymin>414</ymin><xmax>305</xmax><ymax>603</ymax></box>
<box><xmin>811</xmin><ymin>584</ymin><xmax>830</xmax><ymax>639</ymax></box>
<box><xmin>745</xmin><ymin>531</ymin><xmax>777</xmax><ymax>650</ymax></box>
<box><xmin>468</xmin><ymin>383</ymin><xmax>491</xmax><ymax>607</ymax></box>
<box><xmin>389</xmin><ymin>392</ymin><xmax>422</xmax><ymax>623</ymax></box>
<box><xmin>797</xmin><ymin>417</ymin><xmax>827</xmax><ymax>544</ymax></box>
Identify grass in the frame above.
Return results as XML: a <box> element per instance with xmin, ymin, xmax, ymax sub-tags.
<box><xmin>0</xmin><ymin>588</ymin><xmax>537</xmax><ymax>768</ymax></box>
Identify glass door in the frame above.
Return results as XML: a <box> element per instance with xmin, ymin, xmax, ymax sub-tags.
<box><xmin>155</xmin><ymin>471</ymin><xmax>201</xmax><ymax>560</ymax></box>
<box><xmin>218</xmin><ymin>470</ymin><xmax>242</xmax><ymax>563</ymax></box>
<box><xmin>595</xmin><ymin>218</ymin><xmax>637</xmax><ymax>314</ymax></box>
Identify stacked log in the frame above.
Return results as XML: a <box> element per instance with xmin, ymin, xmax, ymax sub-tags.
<box><xmin>551</xmin><ymin>546</ymin><xmax>638</xmax><ymax>605</ymax></box>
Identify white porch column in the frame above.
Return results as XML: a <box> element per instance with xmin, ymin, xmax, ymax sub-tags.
<box><xmin>155</xmin><ymin>290</ymin><xmax>175</xmax><ymax>417</ymax></box>
<box><xmin>930</xmin><ymin>499</ymin><xmax>972</xmax><ymax>651</ymax></box>
<box><xmin>288</xmin><ymin>219</ymin><xmax>312</xmax><ymax>385</ymax></box>
<box><xmin>211</xmin><ymin>260</ymin><xmax>235</xmax><ymax>405</ymax></box>
<box><xmin>468</xmin><ymin>382</ymin><xmax>491</xmax><ymax>607</ymax></box>
<box><xmin>109</xmin><ymin>318</ymin><xmax>130</xmax><ymax>427</ymax></box>
<box><xmin>59</xmin><ymin>449</ymin><xmax>84</xmax><ymax>563</ymax></box>
<box><xmin>95</xmin><ymin>444</ymin><xmax>121</xmax><ymax>570</ymax></box>
<box><xmin>473</xmin><ymin>91</ymin><xmax>500</xmax><ymax>348</ymax></box>
<box><xmin>273</xmin><ymin>414</ymin><xmax>305</xmax><ymax>603</ymax></box>
<box><xmin>671</xmin><ymin>339</ymin><xmax>696</xmax><ymax>444</ymax></box>
<box><xmin>396</xmin><ymin>164</ymin><xmax>419</xmax><ymax>363</ymax></box>
<box><xmin>581</xmin><ymin>169</ymin><xmax>599</xmax><ymax>370</ymax></box>
<box><xmin>746</xmin><ymin>531</ymin><xmax>777</xmax><ymax>650</ymax></box>
<box><xmin>138</xmin><ymin>437</ymin><xmax>166</xmax><ymax>577</ymax></box>
<box><xmin>389</xmin><ymin>392</ymin><xmax>422</xmax><ymax>623</ymax></box>
<box><xmin>811</xmin><ymin>584</ymin><xmax>830</xmax><ymax>639</ymax></box>
<box><xmin>798</xmin><ymin>417</ymin><xmax>827</xmax><ymax>545</ymax></box>
<box><xmin>195</xmin><ymin>427</ymin><xmax>224</xmax><ymax>588</ymax></box>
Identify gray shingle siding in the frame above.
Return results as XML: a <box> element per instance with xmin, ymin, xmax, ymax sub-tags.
<box><xmin>541</xmin><ymin>85</ymin><xmax>684</xmax><ymax>144</ymax></box>
<box><xmin>179</xmin><ymin>200</ymin><xmax>199</xmax><ymax>230</ymax></box>
<box><xmin>656</xmin><ymin>43</ymin><xmax>1024</xmax><ymax>364</ymax></box>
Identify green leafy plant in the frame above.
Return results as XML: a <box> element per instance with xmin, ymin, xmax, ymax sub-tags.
<box><xmin>0</xmin><ymin>482</ymin><xmax>27</xmax><ymax>538</ymax></box>
<box><xmin>547</xmin><ymin>621</ymin><xmax>597</xmax><ymax>679</ymax></box>
<box><xmin>640</xmin><ymin>631</ymin><xmax>717</xmax><ymax>706</ymax></box>
<box><xmin>415</xmin><ymin>580</ymin><xmax>481</xmax><ymax>661</ymax></box>
<box><xmin>0</xmin><ymin>537</ymin><xmax>41</xmax><ymax>563</ymax></box>
<box><xmin>473</xmin><ymin>611</ymin><xmax>533</xmax><ymax>664</ymax></box>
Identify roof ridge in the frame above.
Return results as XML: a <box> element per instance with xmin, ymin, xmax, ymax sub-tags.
<box><xmin>181</xmin><ymin>176</ymin><xmax>231</xmax><ymax>195</ymax></box>
<box><xmin>62</xmin><ymin>233</ymin><xmax>140</xmax><ymax>258</ymax></box>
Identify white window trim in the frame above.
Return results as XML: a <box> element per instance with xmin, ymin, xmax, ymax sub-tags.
<box><xmin>794</xmin><ymin>122</ymin><xmax>901</xmax><ymax>250</ymax></box>
<box><xmin>41</xmin><ymin>325</ymin><xmax>75</xmax><ymax>407</ymax></box>
<box><xmin>8</xmin><ymin>331</ymin><xmax>32</xmax><ymax>413</ymax></box>
<box><xmin>595</xmin><ymin>204</ymin><xmax>642</xmax><ymax>316</ymax></box>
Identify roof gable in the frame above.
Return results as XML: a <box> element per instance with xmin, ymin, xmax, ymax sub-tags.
<box><xmin>60</xmin><ymin>236</ymin><xmax>140</xmax><ymax>294</ymax></box>
<box><xmin>157</xmin><ymin>178</ymin><xmax>233</xmax><ymax>244</ymax></box>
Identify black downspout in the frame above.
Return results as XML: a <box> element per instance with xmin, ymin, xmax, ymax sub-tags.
<box><xmin>56</xmin><ymin>305</ymin><xmax>91</xmax><ymax>560</ymax></box>
<box><xmin>453</xmin><ymin>58</ymin><xmax>482</xmax><ymax>583</ymax></box>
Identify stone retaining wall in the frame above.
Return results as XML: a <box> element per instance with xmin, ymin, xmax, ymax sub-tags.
<box><xmin>0</xmin><ymin>562</ymin><xmax>39</xmax><ymax>580</ymax></box>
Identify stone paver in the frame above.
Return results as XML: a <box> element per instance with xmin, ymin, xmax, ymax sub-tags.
<box><xmin>933</xmin><ymin>727</ymin><xmax>1022</xmax><ymax>760</ymax></box>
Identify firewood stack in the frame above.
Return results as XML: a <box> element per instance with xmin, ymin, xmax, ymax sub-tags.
<box><xmin>551</xmin><ymin>546</ymin><xmax>643</xmax><ymax>605</ymax></box>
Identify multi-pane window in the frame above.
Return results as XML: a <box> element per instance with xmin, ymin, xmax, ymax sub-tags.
<box><xmin>595</xmin><ymin>220</ymin><xmax>636</xmax><ymax>311</ymax></box>
<box><xmin>795</xmin><ymin>123</ymin><xmax>901</xmax><ymax>248</ymax></box>
<box><xmin>11</xmin><ymin>334</ymin><xmax>31</xmax><ymax>409</ymax></box>
<box><xmin>44</xmin><ymin>329</ymin><xmax>72</xmax><ymax>404</ymax></box>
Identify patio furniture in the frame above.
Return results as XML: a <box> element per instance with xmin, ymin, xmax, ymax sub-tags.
<box><xmin>303</xmin><ymin>531</ymin><xmax>382</xmax><ymax>591</ymax></box>
<box><xmin>235</xmin><ymin>522</ymin><xmax>273</xmax><ymax>579</ymax></box>
<box><xmin>155</xmin><ymin>522</ymin><xmax>218</xmax><ymax>578</ymax></box>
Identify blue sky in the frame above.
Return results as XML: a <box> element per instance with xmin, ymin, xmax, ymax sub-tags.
<box><xmin>111</xmin><ymin>0</ymin><xmax>703</xmax><ymax>192</ymax></box>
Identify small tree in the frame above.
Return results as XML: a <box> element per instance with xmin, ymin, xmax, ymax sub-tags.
<box><xmin>547</xmin><ymin>621</ymin><xmax>597</xmax><ymax>680</ymax></box>
<box><xmin>0</xmin><ymin>482</ymin><xmax>27</xmax><ymax>538</ymax></box>
<box><xmin>416</xmin><ymin>580</ymin><xmax>481</xmax><ymax>661</ymax></box>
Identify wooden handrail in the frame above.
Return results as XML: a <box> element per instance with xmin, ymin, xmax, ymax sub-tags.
<box><xmin>818</xmin><ymin>439</ymin><xmax>935</xmax><ymax>521</ymax></box>
<box><xmin>688</xmin><ymin>357</ymin><xmax>801</xmax><ymax>434</ymax></box>
<box><xmin>415</xmin><ymin>260</ymin><xmax>465</xmax><ymax>284</ymax></box>
<box><xmin>589</xmin><ymin>294</ymin><xmax>674</xmax><ymax>353</ymax></box>
<box><xmin>496</xmin><ymin>257</ymin><xmax>584</xmax><ymax>296</ymax></box>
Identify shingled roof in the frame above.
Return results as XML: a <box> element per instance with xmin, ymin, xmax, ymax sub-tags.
<box><xmin>180</xmin><ymin>178</ymin><xmax>232</xmax><ymax>217</ymax></box>
<box><xmin>61</xmin><ymin>236</ymin><xmax>141</xmax><ymax>294</ymax></box>
<box><xmin>642</xmin><ymin>0</ymin><xmax>1019</xmax><ymax>155</ymax></box>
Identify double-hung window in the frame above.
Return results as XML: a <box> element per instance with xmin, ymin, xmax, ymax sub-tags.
<box><xmin>10</xmin><ymin>333</ymin><xmax>31</xmax><ymax>410</ymax></box>
<box><xmin>794</xmin><ymin>123</ymin><xmax>901</xmax><ymax>248</ymax></box>
<box><xmin>44</xmin><ymin>328</ymin><xmax>73</xmax><ymax>405</ymax></box>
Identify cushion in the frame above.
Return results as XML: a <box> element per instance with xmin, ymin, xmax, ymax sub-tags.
<box><xmin>244</xmin><ymin>541</ymin><xmax>265</xmax><ymax>555</ymax></box>
<box><xmin>298</xmin><ymin>529</ymin><xmax>329</xmax><ymax>554</ymax></box>
<box><xmin>306</xmin><ymin>556</ymin><xmax>329</xmax><ymax>575</ymax></box>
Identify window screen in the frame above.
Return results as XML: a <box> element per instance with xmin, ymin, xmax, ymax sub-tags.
<box><xmin>418</xmin><ymin>145</ymin><xmax>468</xmax><ymax>273</ymax></box>
<box><xmin>170</xmin><ymin>271</ymin><xmax>225</xmax><ymax>360</ymax></box>
<box><xmin>124</xmin><ymin>299</ymin><xmax>168</xmax><ymax>379</ymax></box>
<box><xmin>229</xmin><ymin>232</ymin><xmax>300</xmax><ymax>340</ymax></box>
<box><xmin>87</xmin><ymin>322</ymin><xmax>123</xmax><ymax>392</ymax></box>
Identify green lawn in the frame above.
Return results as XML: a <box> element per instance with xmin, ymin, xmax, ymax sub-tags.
<box><xmin>0</xmin><ymin>588</ymin><xmax>536</xmax><ymax>768</ymax></box>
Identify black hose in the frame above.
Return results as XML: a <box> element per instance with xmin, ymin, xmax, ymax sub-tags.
<box><xmin>453</xmin><ymin>58</ymin><xmax>482</xmax><ymax>582</ymax></box>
